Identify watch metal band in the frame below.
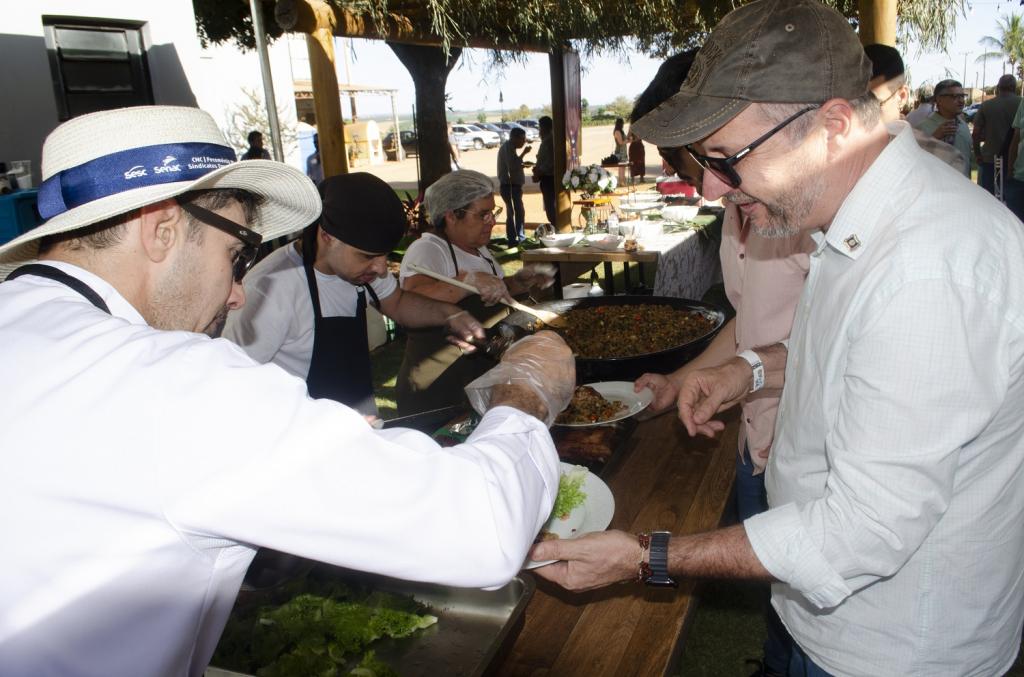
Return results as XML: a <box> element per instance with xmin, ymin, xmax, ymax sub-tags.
<box><xmin>645</xmin><ymin>531</ymin><xmax>677</xmax><ymax>587</ymax></box>
<box><xmin>738</xmin><ymin>349</ymin><xmax>765</xmax><ymax>393</ymax></box>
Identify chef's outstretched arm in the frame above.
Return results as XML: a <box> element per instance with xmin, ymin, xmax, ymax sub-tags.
<box><xmin>379</xmin><ymin>287</ymin><xmax>485</xmax><ymax>348</ymax></box>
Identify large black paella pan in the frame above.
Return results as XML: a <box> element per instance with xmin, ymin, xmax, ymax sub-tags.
<box><xmin>490</xmin><ymin>295</ymin><xmax>726</xmax><ymax>383</ymax></box>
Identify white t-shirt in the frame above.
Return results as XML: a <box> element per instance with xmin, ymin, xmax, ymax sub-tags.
<box><xmin>399</xmin><ymin>232</ymin><xmax>503</xmax><ymax>284</ymax></box>
<box><xmin>223</xmin><ymin>244</ymin><xmax>397</xmax><ymax>380</ymax></box>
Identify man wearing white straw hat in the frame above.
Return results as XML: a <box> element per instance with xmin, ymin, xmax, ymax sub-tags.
<box><xmin>532</xmin><ymin>1</ymin><xmax>1024</xmax><ymax>675</ymax></box>
<box><xmin>0</xmin><ymin>106</ymin><xmax>575</xmax><ymax>675</ymax></box>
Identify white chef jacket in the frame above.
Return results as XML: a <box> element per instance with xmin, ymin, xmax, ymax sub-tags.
<box><xmin>0</xmin><ymin>261</ymin><xmax>558</xmax><ymax>677</ymax></box>
<box><xmin>744</xmin><ymin>122</ymin><xmax>1024</xmax><ymax>675</ymax></box>
<box><xmin>222</xmin><ymin>244</ymin><xmax>397</xmax><ymax>381</ymax></box>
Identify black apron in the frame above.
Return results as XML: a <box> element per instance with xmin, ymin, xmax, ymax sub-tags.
<box><xmin>302</xmin><ymin>246</ymin><xmax>381</xmax><ymax>415</ymax></box>
<box><xmin>5</xmin><ymin>264</ymin><xmax>111</xmax><ymax>314</ymax></box>
<box><xmin>395</xmin><ymin>239</ymin><xmax>508</xmax><ymax>416</ymax></box>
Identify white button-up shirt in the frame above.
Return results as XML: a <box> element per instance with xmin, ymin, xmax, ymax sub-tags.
<box><xmin>745</xmin><ymin>122</ymin><xmax>1024</xmax><ymax>676</ymax></box>
<box><xmin>0</xmin><ymin>261</ymin><xmax>559</xmax><ymax>676</ymax></box>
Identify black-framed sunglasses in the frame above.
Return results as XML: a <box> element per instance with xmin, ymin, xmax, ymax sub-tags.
<box><xmin>685</xmin><ymin>106</ymin><xmax>818</xmax><ymax>189</ymax></box>
<box><xmin>179</xmin><ymin>202</ymin><xmax>262</xmax><ymax>282</ymax></box>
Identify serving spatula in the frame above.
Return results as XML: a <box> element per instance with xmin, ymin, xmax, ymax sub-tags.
<box><xmin>406</xmin><ymin>263</ymin><xmax>564</xmax><ymax>326</ymax></box>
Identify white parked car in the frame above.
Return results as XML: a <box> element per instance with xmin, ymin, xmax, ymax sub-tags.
<box><xmin>452</xmin><ymin>124</ymin><xmax>501</xmax><ymax>150</ymax></box>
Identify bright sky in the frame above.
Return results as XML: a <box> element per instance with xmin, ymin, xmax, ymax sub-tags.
<box><xmin>339</xmin><ymin>0</ymin><xmax>1022</xmax><ymax>119</ymax></box>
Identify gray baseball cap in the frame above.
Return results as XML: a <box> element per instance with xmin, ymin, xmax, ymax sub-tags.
<box><xmin>631</xmin><ymin>0</ymin><xmax>872</xmax><ymax>148</ymax></box>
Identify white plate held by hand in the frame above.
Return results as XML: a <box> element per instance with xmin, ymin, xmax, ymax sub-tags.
<box><xmin>555</xmin><ymin>381</ymin><xmax>654</xmax><ymax>428</ymax></box>
<box><xmin>525</xmin><ymin>462</ymin><xmax>615</xmax><ymax>569</ymax></box>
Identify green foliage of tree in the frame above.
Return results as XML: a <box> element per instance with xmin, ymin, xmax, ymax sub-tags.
<box><xmin>604</xmin><ymin>95</ymin><xmax>634</xmax><ymax>119</ymax></box>
<box><xmin>515</xmin><ymin>104</ymin><xmax>532</xmax><ymax>119</ymax></box>
<box><xmin>581</xmin><ymin>98</ymin><xmax>590</xmax><ymax>119</ymax></box>
<box><xmin>541</xmin><ymin>103</ymin><xmax>553</xmax><ymax>118</ymax></box>
<box><xmin>476</xmin><ymin>110</ymin><xmax>488</xmax><ymax>123</ymax></box>
<box><xmin>193</xmin><ymin>0</ymin><xmax>965</xmax><ymax>58</ymax></box>
<box><xmin>977</xmin><ymin>13</ymin><xmax>1024</xmax><ymax>84</ymax></box>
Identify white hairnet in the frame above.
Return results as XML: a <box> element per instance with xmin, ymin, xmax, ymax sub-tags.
<box><xmin>424</xmin><ymin>170</ymin><xmax>495</xmax><ymax>228</ymax></box>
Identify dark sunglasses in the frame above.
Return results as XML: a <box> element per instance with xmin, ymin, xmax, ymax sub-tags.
<box><xmin>685</xmin><ymin>106</ymin><xmax>818</xmax><ymax>189</ymax></box>
<box><xmin>179</xmin><ymin>202</ymin><xmax>262</xmax><ymax>282</ymax></box>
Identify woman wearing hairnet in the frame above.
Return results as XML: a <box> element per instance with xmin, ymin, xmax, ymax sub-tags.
<box><xmin>397</xmin><ymin>170</ymin><xmax>555</xmax><ymax>415</ymax></box>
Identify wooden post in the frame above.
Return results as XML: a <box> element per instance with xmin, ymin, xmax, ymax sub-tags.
<box><xmin>304</xmin><ymin>1</ymin><xmax>348</xmax><ymax>176</ymax></box>
<box><xmin>549</xmin><ymin>49</ymin><xmax>572</xmax><ymax>231</ymax></box>
<box><xmin>858</xmin><ymin>0</ymin><xmax>896</xmax><ymax>46</ymax></box>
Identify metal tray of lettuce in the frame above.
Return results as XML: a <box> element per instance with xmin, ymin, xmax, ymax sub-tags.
<box><xmin>206</xmin><ymin>560</ymin><xmax>534</xmax><ymax>677</ymax></box>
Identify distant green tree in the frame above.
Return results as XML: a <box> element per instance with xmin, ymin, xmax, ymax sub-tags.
<box><xmin>541</xmin><ymin>103</ymin><xmax>553</xmax><ymax>118</ymax></box>
<box><xmin>476</xmin><ymin>110</ymin><xmax>488</xmax><ymax>123</ymax></box>
<box><xmin>456</xmin><ymin>117</ymin><xmax>465</xmax><ymax>124</ymax></box>
<box><xmin>515</xmin><ymin>104</ymin><xmax>532</xmax><ymax>119</ymax></box>
<box><xmin>605</xmin><ymin>95</ymin><xmax>635</xmax><ymax>119</ymax></box>
<box><xmin>977</xmin><ymin>13</ymin><xmax>1024</xmax><ymax>87</ymax></box>
<box><xmin>581</xmin><ymin>98</ymin><xmax>590</xmax><ymax>120</ymax></box>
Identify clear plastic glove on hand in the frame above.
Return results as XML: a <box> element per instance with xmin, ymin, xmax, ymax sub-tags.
<box><xmin>464</xmin><ymin>330</ymin><xmax>575</xmax><ymax>427</ymax></box>
<box><xmin>513</xmin><ymin>263</ymin><xmax>557</xmax><ymax>289</ymax></box>
<box><xmin>464</xmin><ymin>271</ymin><xmax>513</xmax><ymax>306</ymax></box>
<box><xmin>444</xmin><ymin>310</ymin><xmax>486</xmax><ymax>352</ymax></box>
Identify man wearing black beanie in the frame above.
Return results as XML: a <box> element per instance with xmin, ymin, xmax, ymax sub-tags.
<box><xmin>224</xmin><ymin>173</ymin><xmax>484</xmax><ymax>414</ymax></box>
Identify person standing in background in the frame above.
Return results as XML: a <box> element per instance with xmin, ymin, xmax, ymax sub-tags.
<box><xmin>240</xmin><ymin>130</ymin><xmax>271</xmax><ymax>161</ymax></box>
<box><xmin>448</xmin><ymin>121</ymin><xmax>461</xmax><ymax>170</ymax></box>
<box><xmin>306</xmin><ymin>133</ymin><xmax>323</xmax><ymax>185</ymax></box>
<box><xmin>973</xmin><ymin>75</ymin><xmax>1021</xmax><ymax>196</ymax></box>
<box><xmin>627</xmin><ymin>130</ymin><xmax>646</xmax><ymax>182</ymax></box>
<box><xmin>533</xmin><ymin>116</ymin><xmax>557</xmax><ymax>225</ymax></box>
<box><xmin>612</xmin><ymin>117</ymin><xmax>627</xmax><ymax>161</ymax></box>
<box><xmin>912</xmin><ymin>79</ymin><xmax>971</xmax><ymax>176</ymax></box>
<box><xmin>497</xmin><ymin>127</ymin><xmax>530</xmax><ymax>246</ymax></box>
<box><xmin>904</xmin><ymin>83</ymin><xmax>934</xmax><ymax>127</ymax></box>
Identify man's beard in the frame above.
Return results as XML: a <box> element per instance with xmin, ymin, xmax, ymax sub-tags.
<box><xmin>725</xmin><ymin>171</ymin><xmax>825</xmax><ymax>239</ymax></box>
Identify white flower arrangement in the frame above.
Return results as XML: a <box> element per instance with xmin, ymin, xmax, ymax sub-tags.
<box><xmin>562</xmin><ymin>164</ymin><xmax>617</xmax><ymax>195</ymax></box>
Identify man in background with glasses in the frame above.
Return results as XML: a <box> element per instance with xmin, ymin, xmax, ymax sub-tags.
<box><xmin>913</xmin><ymin>78</ymin><xmax>972</xmax><ymax>176</ymax></box>
<box><xmin>864</xmin><ymin>44</ymin><xmax>968</xmax><ymax>174</ymax></box>
<box><xmin>532</xmin><ymin>1</ymin><xmax>1024</xmax><ymax>674</ymax></box>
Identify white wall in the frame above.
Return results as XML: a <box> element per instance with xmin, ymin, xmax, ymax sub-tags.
<box><xmin>1</xmin><ymin>0</ymin><xmax>304</xmax><ymax>183</ymax></box>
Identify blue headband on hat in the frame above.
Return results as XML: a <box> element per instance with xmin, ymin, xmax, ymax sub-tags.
<box><xmin>37</xmin><ymin>142</ymin><xmax>237</xmax><ymax>220</ymax></box>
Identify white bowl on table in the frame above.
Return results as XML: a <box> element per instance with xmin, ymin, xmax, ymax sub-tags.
<box><xmin>540</xmin><ymin>232</ymin><xmax>582</xmax><ymax>248</ymax></box>
<box><xmin>583</xmin><ymin>234</ymin><xmax>624</xmax><ymax>251</ymax></box>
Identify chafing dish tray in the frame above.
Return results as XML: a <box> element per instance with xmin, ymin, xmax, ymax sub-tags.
<box><xmin>206</xmin><ymin>560</ymin><xmax>534</xmax><ymax>677</ymax></box>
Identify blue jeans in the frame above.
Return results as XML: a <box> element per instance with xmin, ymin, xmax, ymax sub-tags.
<box><xmin>500</xmin><ymin>183</ymin><xmax>525</xmax><ymax>244</ymax></box>
<box><xmin>979</xmin><ymin>161</ymin><xmax>995</xmax><ymax>195</ymax></box>
<box><xmin>737</xmin><ymin>445</ymin><xmax>793</xmax><ymax>675</ymax></box>
<box><xmin>787</xmin><ymin>643</ymin><xmax>833</xmax><ymax>676</ymax></box>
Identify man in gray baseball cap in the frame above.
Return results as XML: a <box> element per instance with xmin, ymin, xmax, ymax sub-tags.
<box><xmin>533</xmin><ymin>1</ymin><xmax>1024</xmax><ymax>675</ymax></box>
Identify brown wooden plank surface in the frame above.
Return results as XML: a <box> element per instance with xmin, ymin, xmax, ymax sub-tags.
<box><xmin>494</xmin><ymin>410</ymin><xmax>739</xmax><ymax>677</ymax></box>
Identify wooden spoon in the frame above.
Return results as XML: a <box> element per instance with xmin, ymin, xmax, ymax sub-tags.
<box><xmin>406</xmin><ymin>263</ymin><xmax>564</xmax><ymax>326</ymax></box>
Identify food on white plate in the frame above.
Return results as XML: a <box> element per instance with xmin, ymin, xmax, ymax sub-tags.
<box><xmin>556</xmin><ymin>385</ymin><xmax>628</xmax><ymax>425</ymax></box>
<box><xmin>536</xmin><ymin>465</ymin><xmax>589</xmax><ymax>541</ymax></box>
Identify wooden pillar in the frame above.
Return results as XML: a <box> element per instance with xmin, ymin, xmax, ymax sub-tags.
<box><xmin>549</xmin><ymin>49</ymin><xmax>572</xmax><ymax>231</ymax></box>
<box><xmin>858</xmin><ymin>0</ymin><xmax>897</xmax><ymax>46</ymax></box>
<box><xmin>304</xmin><ymin>1</ymin><xmax>348</xmax><ymax>176</ymax></box>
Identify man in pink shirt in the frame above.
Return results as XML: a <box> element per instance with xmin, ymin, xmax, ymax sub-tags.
<box><xmin>630</xmin><ymin>51</ymin><xmax>813</xmax><ymax>677</ymax></box>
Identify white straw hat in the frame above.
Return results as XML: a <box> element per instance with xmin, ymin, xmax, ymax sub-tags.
<box><xmin>0</xmin><ymin>105</ymin><xmax>322</xmax><ymax>276</ymax></box>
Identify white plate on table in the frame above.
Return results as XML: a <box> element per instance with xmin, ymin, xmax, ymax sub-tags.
<box><xmin>525</xmin><ymin>462</ymin><xmax>615</xmax><ymax>569</ymax></box>
<box><xmin>619</xmin><ymin>201</ymin><xmax>662</xmax><ymax>213</ymax></box>
<box><xmin>555</xmin><ymin>381</ymin><xmax>654</xmax><ymax>428</ymax></box>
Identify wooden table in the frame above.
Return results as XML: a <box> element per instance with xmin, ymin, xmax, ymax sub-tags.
<box><xmin>494</xmin><ymin>410</ymin><xmax>739</xmax><ymax>677</ymax></box>
<box><xmin>522</xmin><ymin>244</ymin><xmax>659</xmax><ymax>296</ymax></box>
